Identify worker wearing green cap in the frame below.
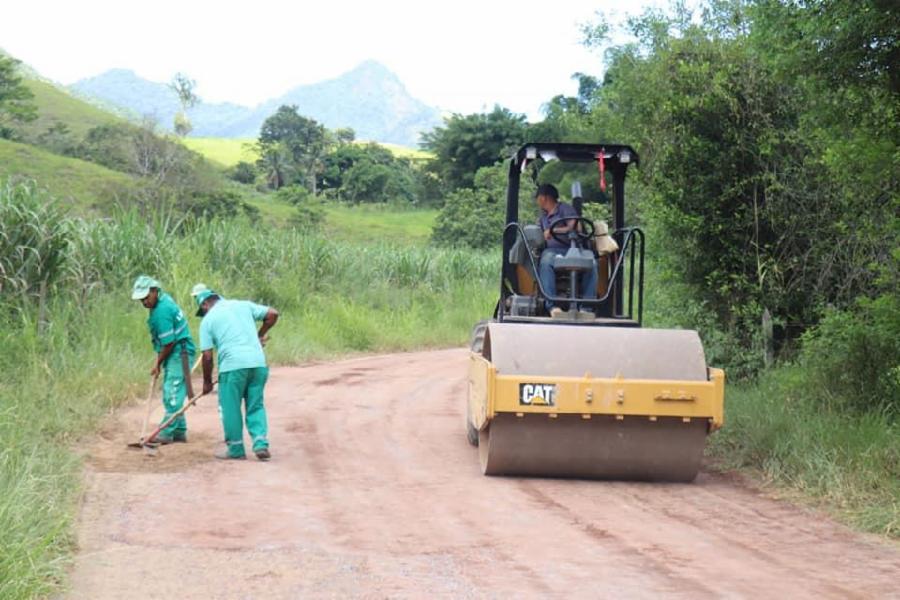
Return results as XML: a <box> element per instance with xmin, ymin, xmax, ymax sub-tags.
<box><xmin>132</xmin><ymin>275</ymin><xmax>196</xmax><ymax>443</ymax></box>
<box><xmin>195</xmin><ymin>288</ymin><xmax>279</xmax><ymax>460</ymax></box>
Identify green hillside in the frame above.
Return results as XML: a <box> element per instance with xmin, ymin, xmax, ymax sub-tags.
<box><xmin>182</xmin><ymin>137</ymin><xmax>258</xmax><ymax>167</ymax></box>
<box><xmin>0</xmin><ymin>138</ymin><xmax>133</xmax><ymax>208</ymax></box>
<box><xmin>22</xmin><ymin>78</ymin><xmax>121</xmax><ymax>138</ymax></box>
<box><xmin>379</xmin><ymin>142</ymin><xmax>432</xmax><ymax>161</ymax></box>
<box><xmin>184</xmin><ymin>136</ymin><xmax>431</xmax><ymax>168</ymax></box>
<box><xmin>322</xmin><ymin>204</ymin><xmax>436</xmax><ymax>243</ymax></box>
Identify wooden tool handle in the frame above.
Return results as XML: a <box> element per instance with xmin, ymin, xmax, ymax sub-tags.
<box><xmin>139</xmin><ymin>373</ymin><xmax>160</xmax><ymax>442</ymax></box>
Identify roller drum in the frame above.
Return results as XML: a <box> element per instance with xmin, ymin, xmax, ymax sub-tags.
<box><xmin>477</xmin><ymin>323</ymin><xmax>712</xmax><ymax>482</ymax></box>
<box><xmin>479</xmin><ymin>414</ymin><xmax>707</xmax><ymax>482</ymax></box>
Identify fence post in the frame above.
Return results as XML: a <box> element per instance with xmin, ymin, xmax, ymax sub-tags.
<box><xmin>762</xmin><ymin>307</ymin><xmax>774</xmax><ymax>369</ymax></box>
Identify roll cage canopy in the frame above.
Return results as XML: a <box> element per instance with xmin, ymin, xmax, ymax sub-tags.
<box><xmin>500</xmin><ymin>142</ymin><xmax>642</xmax><ymax>322</ymax></box>
<box><xmin>505</xmin><ymin>142</ymin><xmax>640</xmax><ymax>232</ymax></box>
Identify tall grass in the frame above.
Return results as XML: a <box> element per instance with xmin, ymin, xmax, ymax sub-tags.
<box><xmin>0</xmin><ymin>179</ymin><xmax>497</xmax><ymax>598</ymax></box>
<box><xmin>710</xmin><ymin>367</ymin><xmax>899</xmax><ymax>537</ymax></box>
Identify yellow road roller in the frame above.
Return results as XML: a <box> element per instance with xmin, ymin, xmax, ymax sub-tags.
<box><xmin>466</xmin><ymin>143</ymin><xmax>724</xmax><ymax>482</ymax></box>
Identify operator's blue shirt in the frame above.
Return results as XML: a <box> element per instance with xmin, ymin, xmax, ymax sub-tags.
<box><xmin>199</xmin><ymin>299</ymin><xmax>270</xmax><ymax>373</ymax></box>
<box><xmin>539</xmin><ymin>201</ymin><xmax>579</xmax><ymax>250</ymax></box>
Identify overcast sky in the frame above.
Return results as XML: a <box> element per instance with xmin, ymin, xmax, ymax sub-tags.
<box><xmin>1</xmin><ymin>0</ymin><xmax>684</xmax><ymax>119</ymax></box>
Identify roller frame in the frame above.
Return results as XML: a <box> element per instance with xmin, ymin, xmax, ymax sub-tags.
<box><xmin>469</xmin><ymin>353</ymin><xmax>724</xmax><ymax>430</ymax></box>
<box><xmin>466</xmin><ymin>322</ymin><xmax>726</xmax><ymax>482</ymax></box>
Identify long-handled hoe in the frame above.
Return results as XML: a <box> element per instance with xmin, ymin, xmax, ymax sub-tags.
<box><xmin>135</xmin><ymin>373</ymin><xmax>160</xmax><ymax>454</ymax></box>
<box><xmin>127</xmin><ymin>382</ymin><xmax>216</xmax><ymax>452</ymax></box>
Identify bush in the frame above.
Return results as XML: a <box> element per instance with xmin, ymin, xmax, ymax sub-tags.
<box><xmin>290</xmin><ymin>201</ymin><xmax>324</xmax><ymax>232</ymax></box>
<box><xmin>319</xmin><ymin>143</ymin><xmax>419</xmax><ymax>204</ymax></box>
<box><xmin>343</xmin><ymin>161</ymin><xmax>416</xmax><ymax>204</ymax></box>
<box><xmin>76</xmin><ymin>123</ymin><xmax>133</xmax><ymax>172</ymax></box>
<box><xmin>431</xmin><ymin>162</ymin><xmax>535</xmax><ymax>249</ymax></box>
<box><xmin>431</xmin><ymin>187</ymin><xmax>503</xmax><ymax>249</ymax></box>
<box><xmin>229</xmin><ymin>161</ymin><xmax>257</xmax><ymax>185</ymax></box>
<box><xmin>35</xmin><ymin>120</ymin><xmax>78</xmax><ymax>156</ymax></box>
<box><xmin>178</xmin><ymin>189</ymin><xmax>245</xmax><ymax>220</ymax></box>
<box><xmin>275</xmin><ymin>184</ymin><xmax>311</xmax><ymax>205</ymax></box>
<box><xmin>273</xmin><ymin>185</ymin><xmax>323</xmax><ymax>231</ymax></box>
<box><xmin>800</xmin><ymin>294</ymin><xmax>900</xmax><ymax>417</ymax></box>
<box><xmin>76</xmin><ymin>121</ymin><xmax>215</xmax><ymax>194</ymax></box>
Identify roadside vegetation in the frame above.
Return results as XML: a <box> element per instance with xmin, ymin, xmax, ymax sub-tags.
<box><xmin>0</xmin><ymin>178</ymin><xmax>495</xmax><ymax>598</ymax></box>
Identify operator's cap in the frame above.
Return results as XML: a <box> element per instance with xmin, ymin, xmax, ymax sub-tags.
<box><xmin>190</xmin><ymin>283</ymin><xmax>209</xmax><ymax>297</ymax></box>
<box><xmin>131</xmin><ymin>275</ymin><xmax>160</xmax><ymax>300</ymax></box>
<box><xmin>194</xmin><ymin>289</ymin><xmax>218</xmax><ymax>316</ymax></box>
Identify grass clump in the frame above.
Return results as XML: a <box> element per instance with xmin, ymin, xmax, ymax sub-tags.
<box><xmin>711</xmin><ymin>367</ymin><xmax>899</xmax><ymax>538</ymax></box>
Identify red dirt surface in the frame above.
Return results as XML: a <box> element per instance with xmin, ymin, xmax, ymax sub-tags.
<box><xmin>68</xmin><ymin>349</ymin><xmax>900</xmax><ymax>598</ymax></box>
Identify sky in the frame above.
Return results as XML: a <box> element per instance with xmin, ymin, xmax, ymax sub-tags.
<box><xmin>0</xmin><ymin>0</ymin><xmax>682</xmax><ymax>119</ymax></box>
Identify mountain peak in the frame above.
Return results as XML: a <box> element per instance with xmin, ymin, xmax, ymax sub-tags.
<box><xmin>82</xmin><ymin>68</ymin><xmax>146</xmax><ymax>82</ymax></box>
<box><xmin>71</xmin><ymin>61</ymin><xmax>441</xmax><ymax>146</ymax></box>
<box><xmin>347</xmin><ymin>60</ymin><xmax>396</xmax><ymax>78</ymax></box>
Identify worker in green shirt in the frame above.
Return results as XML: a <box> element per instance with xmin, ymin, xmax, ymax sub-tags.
<box><xmin>131</xmin><ymin>275</ymin><xmax>196</xmax><ymax>444</ymax></box>
<box><xmin>195</xmin><ymin>288</ymin><xmax>279</xmax><ymax>460</ymax></box>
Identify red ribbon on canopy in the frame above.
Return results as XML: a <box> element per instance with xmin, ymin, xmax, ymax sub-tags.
<box><xmin>598</xmin><ymin>150</ymin><xmax>607</xmax><ymax>192</ymax></box>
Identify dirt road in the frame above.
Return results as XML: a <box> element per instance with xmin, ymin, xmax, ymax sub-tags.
<box><xmin>70</xmin><ymin>349</ymin><xmax>899</xmax><ymax>599</ymax></box>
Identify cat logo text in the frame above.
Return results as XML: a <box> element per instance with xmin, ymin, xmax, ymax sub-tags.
<box><xmin>519</xmin><ymin>383</ymin><xmax>557</xmax><ymax>406</ymax></box>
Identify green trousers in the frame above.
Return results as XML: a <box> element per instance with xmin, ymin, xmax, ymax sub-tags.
<box><xmin>160</xmin><ymin>347</ymin><xmax>194</xmax><ymax>439</ymax></box>
<box><xmin>218</xmin><ymin>367</ymin><xmax>270</xmax><ymax>458</ymax></box>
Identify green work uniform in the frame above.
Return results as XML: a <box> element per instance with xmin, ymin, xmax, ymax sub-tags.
<box><xmin>148</xmin><ymin>292</ymin><xmax>196</xmax><ymax>439</ymax></box>
<box><xmin>200</xmin><ymin>299</ymin><xmax>270</xmax><ymax>458</ymax></box>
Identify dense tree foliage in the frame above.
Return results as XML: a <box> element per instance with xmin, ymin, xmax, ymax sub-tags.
<box><xmin>257</xmin><ymin>105</ymin><xmax>329</xmax><ymax>192</ymax></box>
<box><xmin>431</xmin><ymin>163</ymin><xmax>535</xmax><ymax>249</ymax></box>
<box><xmin>558</xmin><ymin>0</ymin><xmax>899</xmax><ymax>376</ymax></box>
<box><xmin>228</xmin><ymin>105</ymin><xmax>428</xmax><ymax>205</ymax></box>
<box><xmin>0</xmin><ymin>55</ymin><xmax>37</xmax><ymax>139</ymax></box>
<box><xmin>319</xmin><ymin>143</ymin><xmax>418</xmax><ymax>204</ymax></box>
<box><xmin>421</xmin><ymin>106</ymin><xmax>528</xmax><ymax>190</ymax></box>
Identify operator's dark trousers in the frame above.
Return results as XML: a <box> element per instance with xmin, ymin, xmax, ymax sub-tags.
<box><xmin>539</xmin><ymin>248</ymin><xmax>598</xmax><ymax>312</ymax></box>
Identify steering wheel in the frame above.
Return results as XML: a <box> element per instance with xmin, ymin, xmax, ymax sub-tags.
<box><xmin>549</xmin><ymin>216</ymin><xmax>595</xmax><ymax>246</ymax></box>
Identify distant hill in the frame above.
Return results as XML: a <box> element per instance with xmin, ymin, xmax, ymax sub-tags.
<box><xmin>70</xmin><ymin>61</ymin><xmax>442</xmax><ymax>147</ymax></box>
